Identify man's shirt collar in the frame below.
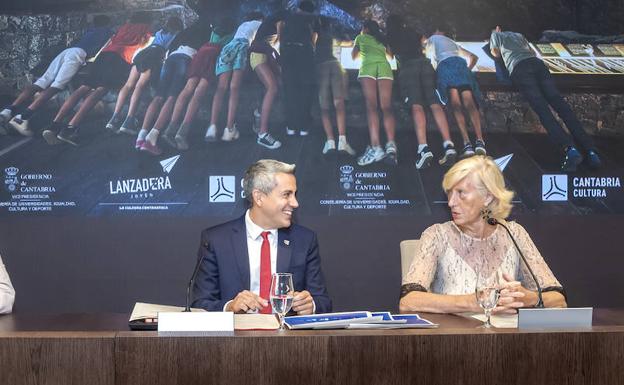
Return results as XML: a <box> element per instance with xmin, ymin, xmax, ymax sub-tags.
<box><xmin>245</xmin><ymin>209</ymin><xmax>278</xmax><ymax>241</ymax></box>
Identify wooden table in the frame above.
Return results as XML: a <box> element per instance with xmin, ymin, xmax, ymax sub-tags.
<box><xmin>1</xmin><ymin>310</ymin><xmax>623</xmax><ymax>385</ymax></box>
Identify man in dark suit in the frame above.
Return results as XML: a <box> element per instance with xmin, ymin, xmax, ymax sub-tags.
<box><xmin>192</xmin><ymin>159</ymin><xmax>331</xmax><ymax>314</ymax></box>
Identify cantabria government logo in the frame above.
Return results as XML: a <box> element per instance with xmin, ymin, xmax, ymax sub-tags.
<box><xmin>4</xmin><ymin>167</ymin><xmax>19</xmax><ymax>192</ymax></box>
<box><xmin>339</xmin><ymin>164</ymin><xmax>354</xmax><ymax>191</ymax></box>
<box><xmin>542</xmin><ymin>175</ymin><xmax>568</xmax><ymax>201</ymax></box>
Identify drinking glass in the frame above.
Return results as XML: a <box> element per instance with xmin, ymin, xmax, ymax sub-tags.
<box><xmin>270</xmin><ymin>273</ymin><xmax>294</xmax><ymax>330</ymax></box>
<box><xmin>475</xmin><ymin>273</ymin><xmax>500</xmax><ymax>328</ymax></box>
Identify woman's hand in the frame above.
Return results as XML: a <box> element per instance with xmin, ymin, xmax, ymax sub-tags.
<box><xmin>493</xmin><ymin>273</ymin><xmax>538</xmax><ymax>314</ymax></box>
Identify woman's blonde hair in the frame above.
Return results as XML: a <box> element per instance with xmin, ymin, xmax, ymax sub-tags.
<box><xmin>442</xmin><ymin>155</ymin><xmax>514</xmax><ymax>219</ymax></box>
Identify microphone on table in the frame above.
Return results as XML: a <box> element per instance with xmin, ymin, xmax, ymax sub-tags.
<box><xmin>184</xmin><ymin>240</ymin><xmax>208</xmax><ymax>312</ymax></box>
<box><xmin>486</xmin><ymin>217</ymin><xmax>544</xmax><ymax>308</ymax></box>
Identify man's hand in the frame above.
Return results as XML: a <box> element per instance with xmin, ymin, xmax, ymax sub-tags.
<box><xmin>226</xmin><ymin>290</ymin><xmax>268</xmax><ymax>313</ymax></box>
<box><xmin>292</xmin><ymin>290</ymin><xmax>314</xmax><ymax>315</ymax></box>
<box><xmin>493</xmin><ymin>273</ymin><xmax>538</xmax><ymax>314</ymax></box>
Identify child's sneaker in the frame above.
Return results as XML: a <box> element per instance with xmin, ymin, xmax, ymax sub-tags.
<box><xmin>257</xmin><ymin>132</ymin><xmax>281</xmax><ymax>149</ymax></box>
<box><xmin>461</xmin><ymin>142</ymin><xmax>475</xmax><ymax>158</ymax></box>
<box><xmin>438</xmin><ymin>143</ymin><xmax>457</xmax><ymax>166</ymax></box>
<box><xmin>475</xmin><ymin>139</ymin><xmax>487</xmax><ymax>156</ymax></box>
<box><xmin>415</xmin><ymin>146</ymin><xmax>434</xmax><ymax>169</ymax></box>
<box><xmin>357</xmin><ymin>145</ymin><xmax>385</xmax><ymax>166</ymax></box>
<box><xmin>221</xmin><ymin>124</ymin><xmax>240</xmax><ymax>141</ymax></box>
<box><xmin>384</xmin><ymin>141</ymin><xmax>398</xmax><ymax>166</ymax></box>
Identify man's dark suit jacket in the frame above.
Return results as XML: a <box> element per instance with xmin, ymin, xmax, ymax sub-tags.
<box><xmin>191</xmin><ymin>215</ymin><xmax>332</xmax><ymax>313</ymax></box>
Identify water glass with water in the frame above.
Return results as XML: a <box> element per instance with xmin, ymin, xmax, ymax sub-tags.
<box><xmin>270</xmin><ymin>273</ymin><xmax>294</xmax><ymax>330</ymax></box>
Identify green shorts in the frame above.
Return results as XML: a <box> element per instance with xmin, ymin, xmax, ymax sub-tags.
<box><xmin>358</xmin><ymin>61</ymin><xmax>393</xmax><ymax>80</ymax></box>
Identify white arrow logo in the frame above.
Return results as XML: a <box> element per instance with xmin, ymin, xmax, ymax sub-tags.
<box><xmin>160</xmin><ymin>155</ymin><xmax>180</xmax><ymax>174</ymax></box>
<box><xmin>494</xmin><ymin>154</ymin><xmax>513</xmax><ymax>171</ymax></box>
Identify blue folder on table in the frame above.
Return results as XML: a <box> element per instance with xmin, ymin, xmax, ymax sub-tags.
<box><xmin>285</xmin><ymin>311</ymin><xmax>375</xmax><ymax>329</ymax></box>
<box><xmin>285</xmin><ymin>312</ymin><xmax>438</xmax><ymax>329</ymax></box>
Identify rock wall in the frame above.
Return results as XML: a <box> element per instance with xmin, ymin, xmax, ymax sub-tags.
<box><xmin>96</xmin><ymin>0</ymin><xmax>168</xmax><ymax>9</ymax></box>
<box><xmin>1</xmin><ymin>0</ymin><xmax>623</xmax><ymax>137</ymax></box>
<box><xmin>482</xmin><ymin>91</ymin><xmax>624</xmax><ymax>136</ymax></box>
<box><xmin>0</xmin><ymin>4</ymin><xmax>189</xmax><ymax>96</ymax></box>
<box><xmin>343</xmin><ymin>0</ymin><xmax>623</xmax><ymax>40</ymax></box>
<box><xmin>0</xmin><ymin>13</ymin><xmax>85</xmax><ymax>93</ymax></box>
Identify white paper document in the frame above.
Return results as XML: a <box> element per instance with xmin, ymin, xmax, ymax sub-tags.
<box><xmin>468</xmin><ymin>313</ymin><xmax>518</xmax><ymax>328</ymax></box>
<box><xmin>129</xmin><ymin>302</ymin><xmax>205</xmax><ymax>322</ymax></box>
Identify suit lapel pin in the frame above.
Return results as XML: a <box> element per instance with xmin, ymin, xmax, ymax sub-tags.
<box><xmin>283</xmin><ymin>239</ymin><xmax>290</xmax><ymax>246</ymax></box>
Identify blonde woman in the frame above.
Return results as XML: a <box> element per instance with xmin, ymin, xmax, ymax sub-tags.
<box><xmin>400</xmin><ymin>156</ymin><xmax>566</xmax><ymax>314</ymax></box>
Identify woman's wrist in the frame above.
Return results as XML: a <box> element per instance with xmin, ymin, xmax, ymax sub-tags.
<box><xmin>525</xmin><ymin>291</ymin><xmax>539</xmax><ymax>308</ymax></box>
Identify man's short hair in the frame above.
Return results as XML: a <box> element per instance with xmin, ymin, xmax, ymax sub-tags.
<box><xmin>243</xmin><ymin>159</ymin><xmax>296</xmax><ymax>203</ymax></box>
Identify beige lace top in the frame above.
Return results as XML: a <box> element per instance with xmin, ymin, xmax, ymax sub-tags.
<box><xmin>402</xmin><ymin>221</ymin><xmax>563</xmax><ymax>296</ymax></box>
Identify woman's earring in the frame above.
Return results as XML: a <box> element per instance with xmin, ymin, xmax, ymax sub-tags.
<box><xmin>480</xmin><ymin>207</ymin><xmax>492</xmax><ymax>220</ymax></box>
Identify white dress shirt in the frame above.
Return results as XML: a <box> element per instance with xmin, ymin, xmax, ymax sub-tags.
<box><xmin>0</xmin><ymin>255</ymin><xmax>15</xmax><ymax>314</ymax></box>
<box><xmin>223</xmin><ymin>210</ymin><xmax>277</xmax><ymax>311</ymax></box>
<box><xmin>244</xmin><ymin>209</ymin><xmax>278</xmax><ymax>296</ymax></box>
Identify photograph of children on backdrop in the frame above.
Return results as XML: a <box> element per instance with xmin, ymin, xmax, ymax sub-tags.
<box><xmin>1</xmin><ymin>0</ymin><xmax>623</xmax><ymax>217</ymax></box>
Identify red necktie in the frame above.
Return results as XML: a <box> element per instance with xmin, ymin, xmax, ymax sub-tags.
<box><xmin>259</xmin><ymin>231</ymin><xmax>272</xmax><ymax>314</ymax></box>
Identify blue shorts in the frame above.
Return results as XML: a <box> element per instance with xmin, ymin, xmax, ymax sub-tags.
<box><xmin>436</xmin><ymin>56</ymin><xmax>482</xmax><ymax>105</ymax></box>
<box><xmin>215</xmin><ymin>38</ymin><xmax>249</xmax><ymax>76</ymax></box>
<box><xmin>156</xmin><ymin>53</ymin><xmax>191</xmax><ymax>98</ymax></box>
